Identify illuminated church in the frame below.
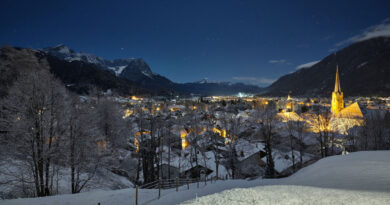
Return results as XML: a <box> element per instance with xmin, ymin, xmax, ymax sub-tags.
<box><xmin>330</xmin><ymin>66</ymin><xmax>364</xmax><ymax>134</ymax></box>
<box><xmin>331</xmin><ymin>66</ymin><xmax>344</xmax><ymax>114</ymax></box>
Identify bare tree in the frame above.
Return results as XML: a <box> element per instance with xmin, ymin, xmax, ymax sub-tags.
<box><xmin>308</xmin><ymin>109</ymin><xmax>331</xmax><ymax>158</ymax></box>
<box><xmin>223</xmin><ymin>113</ymin><xmax>241</xmax><ymax>179</ymax></box>
<box><xmin>66</xmin><ymin>96</ymin><xmax>100</xmax><ymax>194</ymax></box>
<box><xmin>252</xmin><ymin>100</ymin><xmax>278</xmax><ymax>177</ymax></box>
<box><xmin>0</xmin><ymin>70</ymin><xmax>67</xmax><ymax>197</ymax></box>
<box><xmin>294</xmin><ymin>119</ymin><xmax>306</xmax><ymax>167</ymax></box>
<box><xmin>285</xmin><ymin>119</ymin><xmax>296</xmax><ymax>172</ymax></box>
<box><xmin>359</xmin><ymin>110</ymin><xmax>389</xmax><ymax>150</ymax></box>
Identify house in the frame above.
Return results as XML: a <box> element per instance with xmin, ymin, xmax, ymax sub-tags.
<box><xmin>237</xmin><ymin>151</ymin><xmax>266</xmax><ymax>178</ymax></box>
<box><xmin>160</xmin><ymin>164</ymin><xmax>180</xmax><ymax>179</ymax></box>
<box><xmin>181</xmin><ymin>165</ymin><xmax>213</xmax><ymax>179</ymax></box>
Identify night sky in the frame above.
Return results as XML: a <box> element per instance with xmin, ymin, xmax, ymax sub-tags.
<box><xmin>1</xmin><ymin>0</ymin><xmax>389</xmax><ymax>86</ymax></box>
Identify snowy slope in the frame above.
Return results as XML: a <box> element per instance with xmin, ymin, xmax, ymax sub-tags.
<box><xmin>183</xmin><ymin>151</ymin><xmax>390</xmax><ymax>204</ymax></box>
<box><xmin>183</xmin><ymin>185</ymin><xmax>390</xmax><ymax>205</ymax></box>
<box><xmin>281</xmin><ymin>151</ymin><xmax>390</xmax><ymax>191</ymax></box>
<box><xmin>1</xmin><ymin>151</ymin><xmax>390</xmax><ymax>205</ymax></box>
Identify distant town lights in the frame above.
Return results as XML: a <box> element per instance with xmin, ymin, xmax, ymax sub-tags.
<box><xmin>237</xmin><ymin>92</ymin><xmax>253</xmax><ymax>98</ymax></box>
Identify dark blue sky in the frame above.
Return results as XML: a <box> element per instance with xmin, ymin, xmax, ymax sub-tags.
<box><xmin>1</xmin><ymin>0</ymin><xmax>389</xmax><ymax>86</ymax></box>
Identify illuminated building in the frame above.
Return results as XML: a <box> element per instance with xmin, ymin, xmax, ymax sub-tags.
<box><xmin>131</xmin><ymin>96</ymin><xmax>143</xmax><ymax>101</ymax></box>
<box><xmin>212</xmin><ymin>127</ymin><xmax>226</xmax><ymax>138</ymax></box>
<box><xmin>329</xmin><ymin>66</ymin><xmax>364</xmax><ymax>134</ymax></box>
<box><xmin>123</xmin><ymin>108</ymin><xmax>133</xmax><ymax>118</ymax></box>
<box><xmin>180</xmin><ymin>129</ymin><xmax>190</xmax><ymax>150</ymax></box>
<box><xmin>331</xmin><ymin>66</ymin><xmax>344</xmax><ymax>114</ymax></box>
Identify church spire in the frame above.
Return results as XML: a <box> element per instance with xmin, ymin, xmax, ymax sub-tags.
<box><xmin>331</xmin><ymin>65</ymin><xmax>344</xmax><ymax>114</ymax></box>
<box><xmin>334</xmin><ymin>65</ymin><xmax>341</xmax><ymax>93</ymax></box>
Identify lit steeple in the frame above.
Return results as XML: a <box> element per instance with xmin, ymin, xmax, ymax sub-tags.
<box><xmin>334</xmin><ymin>65</ymin><xmax>341</xmax><ymax>93</ymax></box>
<box><xmin>331</xmin><ymin>65</ymin><xmax>344</xmax><ymax>114</ymax></box>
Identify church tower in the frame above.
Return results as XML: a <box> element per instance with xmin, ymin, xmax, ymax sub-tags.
<box><xmin>331</xmin><ymin>65</ymin><xmax>344</xmax><ymax>114</ymax></box>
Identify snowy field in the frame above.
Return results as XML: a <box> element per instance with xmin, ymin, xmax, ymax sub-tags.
<box><xmin>1</xmin><ymin>151</ymin><xmax>390</xmax><ymax>205</ymax></box>
<box><xmin>183</xmin><ymin>185</ymin><xmax>390</xmax><ymax>205</ymax></box>
<box><xmin>183</xmin><ymin>151</ymin><xmax>390</xmax><ymax>205</ymax></box>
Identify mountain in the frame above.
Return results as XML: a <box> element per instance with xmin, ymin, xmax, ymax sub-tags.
<box><xmin>43</xmin><ymin>44</ymin><xmax>131</xmax><ymax>76</ymax></box>
<box><xmin>175</xmin><ymin>79</ymin><xmax>264</xmax><ymax>96</ymax></box>
<box><xmin>266</xmin><ymin>37</ymin><xmax>390</xmax><ymax>97</ymax></box>
<box><xmin>43</xmin><ymin>45</ymin><xmax>264</xmax><ymax>96</ymax></box>
<box><xmin>46</xmin><ymin>55</ymin><xmax>148</xmax><ymax>95</ymax></box>
<box><xmin>0</xmin><ymin>46</ymin><xmax>147</xmax><ymax>97</ymax></box>
<box><xmin>44</xmin><ymin>45</ymin><xmax>176</xmax><ymax>95</ymax></box>
<box><xmin>119</xmin><ymin>58</ymin><xmax>175</xmax><ymax>95</ymax></box>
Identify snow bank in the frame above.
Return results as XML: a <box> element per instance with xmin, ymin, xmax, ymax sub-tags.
<box><xmin>283</xmin><ymin>151</ymin><xmax>390</xmax><ymax>192</ymax></box>
<box><xmin>183</xmin><ymin>151</ymin><xmax>390</xmax><ymax>204</ymax></box>
<box><xmin>182</xmin><ymin>185</ymin><xmax>390</xmax><ymax>205</ymax></box>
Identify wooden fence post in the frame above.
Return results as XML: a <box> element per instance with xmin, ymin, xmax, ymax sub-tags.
<box><xmin>176</xmin><ymin>177</ymin><xmax>178</xmax><ymax>192</ymax></box>
<box><xmin>158</xmin><ymin>178</ymin><xmax>161</xmax><ymax>199</ymax></box>
<box><xmin>135</xmin><ymin>185</ymin><xmax>138</xmax><ymax>205</ymax></box>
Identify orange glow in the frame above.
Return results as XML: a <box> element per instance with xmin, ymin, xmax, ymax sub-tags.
<box><xmin>276</xmin><ymin>112</ymin><xmax>305</xmax><ymax>122</ymax></box>
<box><xmin>131</xmin><ymin>96</ymin><xmax>143</xmax><ymax>101</ymax></box>
<box><xmin>180</xmin><ymin>129</ymin><xmax>189</xmax><ymax>149</ymax></box>
<box><xmin>188</xmin><ymin>127</ymin><xmax>207</xmax><ymax>135</ymax></box>
<box><xmin>135</xmin><ymin>131</ymin><xmax>151</xmax><ymax>136</ymax></box>
<box><xmin>212</xmin><ymin>127</ymin><xmax>226</xmax><ymax>138</ymax></box>
<box><xmin>96</xmin><ymin>139</ymin><xmax>107</xmax><ymax>151</ymax></box>
<box><xmin>306</xmin><ymin>114</ymin><xmax>330</xmax><ymax>133</ymax></box>
<box><xmin>45</xmin><ymin>137</ymin><xmax>57</xmax><ymax>145</ymax></box>
<box><xmin>170</xmin><ymin>107</ymin><xmax>180</xmax><ymax>112</ymax></box>
<box><xmin>260</xmin><ymin>99</ymin><xmax>269</xmax><ymax>105</ymax></box>
<box><xmin>123</xmin><ymin>109</ymin><xmax>133</xmax><ymax>118</ymax></box>
<box><xmin>134</xmin><ymin>137</ymin><xmax>139</xmax><ymax>153</ymax></box>
<box><xmin>134</xmin><ymin>131</ymin><xmax>151</xmax><ymax>152</ymax></box>
<box><xmin>286</xmin><ymin>102</ymin><xmax>293</xmax><ymax>110</ymax></box>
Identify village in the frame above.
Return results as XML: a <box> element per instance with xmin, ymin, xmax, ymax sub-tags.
<box><xmin>1</xmin><ymin>2</ymin><xmax>390</xmax><ymax>203</ymax></box>
<box><xmin>99</xmin><ymin>67</ymin><xmax>390</xmax><ymax>185</ymax></box>
<box><xmin>1</xmin><ymin>66</ymin><xmax>389</xmax><ymax>201</ymax></box>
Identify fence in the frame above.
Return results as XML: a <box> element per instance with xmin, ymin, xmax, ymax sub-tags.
<box><xmin>95</xmin><ymin>176</ymin><xmax>225</xmax><ymax>205</ymax></box>
<box><xmin>135</xmin><ymin>176</ymin><xmax>221</xmax><ymax>205</ymax></box>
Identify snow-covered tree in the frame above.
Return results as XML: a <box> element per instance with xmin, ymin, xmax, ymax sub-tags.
<box><xmin>0</xmin><ymin>70</ymin><xmax>67</xmax><ymax>197</ymax></box>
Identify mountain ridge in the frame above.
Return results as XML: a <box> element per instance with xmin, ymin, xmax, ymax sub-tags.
<box><xmin>265</xmin><ymin>37</ymin><xmax>390</xmax><ymax>97</ymax></box>
<box><xmin>43</xmin><ymin>45</ymin><xmax>264</xmax><ymax>96</ymax></box>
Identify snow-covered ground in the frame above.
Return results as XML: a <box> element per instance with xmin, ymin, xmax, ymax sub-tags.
<box><xmin>1</xmin><ymin>151</ymin><xmax>390</xmax><ymax>205</ymax></box>
<box><xmin>0</xmin><ymin>163</ymin><xmax>133</xmax><ymax>199</ymax></box>
<box><xmin>183</xmin><ymin>151</ymin><xmax>390</xmax><ymax>205</ymax></box>
<box><xmin>183</xmin><ymin>185</ymin><xmax>390</xmax><ymax>205</ymax></box>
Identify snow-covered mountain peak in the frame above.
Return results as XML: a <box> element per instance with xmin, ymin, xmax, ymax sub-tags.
<box><xmin>127</xmin><ymin>58</ymin><xmax>152</xmax><ymax>75</ymax></box>
<box><xmin>43</xmin><ymin>45</ymin><xmax>144</xmax><ymax>76</ymax></box>
<box><xmin>45</xmin><ymin>44</ymin><xmax>73</xmax><ymax>55</ymax></box>
<box><xmin>197</xmin><ymin>78</ymin><xmax>209</xmax><ymax>84</ymax></box>
<box><xmin>194</xmin><ymin>78</ymin><xmax>233</xmax><ymax>85</ymax></box>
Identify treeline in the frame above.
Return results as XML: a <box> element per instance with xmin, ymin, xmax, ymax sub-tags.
<box><xmin>0</xmin><ymin>70</ymin><xmax>127</xmax><ymax>198</ymax></box>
